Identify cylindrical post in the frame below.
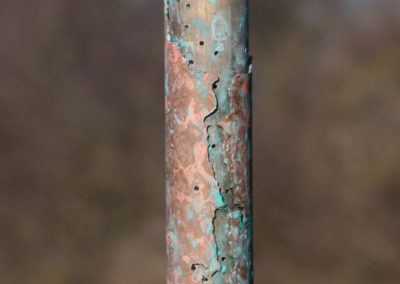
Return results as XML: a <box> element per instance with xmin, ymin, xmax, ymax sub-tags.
<box><xmin>165</xmin><ymin>0</ymin><xmax>252</xmax><ymax>282</ymax></box>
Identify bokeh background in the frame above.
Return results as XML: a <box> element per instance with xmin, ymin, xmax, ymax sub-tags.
<box><xmin>1</xmin><ymin>0</ymin><xmax>400</xmax><ymax>283</ymax></box>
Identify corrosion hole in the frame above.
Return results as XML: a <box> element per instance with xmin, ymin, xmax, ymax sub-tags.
<box><xmin>189</xmin><ymin>60</ymin><xmax>194</xmax><ymax>65</ymax></box>
<box><xmin>225</xmin><ymin>189</ymin><xmax>229</xmax><ymax>193</ymax></box>
<box><xmin>186</xmin><ymin>3</ymin><xmax>191</xmax><ymax>8</ymax></box>
<box><xmin>214</xmin><ymin>51</ymin><xmax>219</xmax><ymax>56</ymax></box>
<box><xmin>212</xmin><ymin>83</ymin><xmax>217</xmax><ymax>89</ymax></box>
<box><xmin>222</xmin><ymin>257</ymin><xmax>226</xmax><ymax>261</ymax></box>
<box><xmin>211</xmin><ymin>144</ymin><xmax>216</xmax><ymax>149</ymax></box>
<box><xmin>184</xmin><ymin>24</ymin><xmax>189</xmax><ymax>29</ymax></box>
<box><xmin>199</xmin><ymin>41</ymin><xmax>204</xmax><ymax>46</ymax></box>
<box><xmin>194</xmin><ymin>186</ymin><xmax>199</xmax><ymax>191</ymax></box>
<box><xmin>203</xmin><ymin>277</ymin><xmax>208</xmax><ymax>282</ymax></box>
<box><xmin>191</xmin><ymin>265</ymin><xmax>196</xmax><ymax>271</ymax></box>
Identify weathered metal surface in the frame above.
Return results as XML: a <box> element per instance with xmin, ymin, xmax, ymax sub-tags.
<box><xmin>165</xmin><ymin>0</ymin><xmax>252</xmax><ymax>283</ymax></box>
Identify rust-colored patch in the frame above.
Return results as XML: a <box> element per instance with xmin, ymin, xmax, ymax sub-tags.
<box><xmin>220</xmin><ymin>74</ymin><xmax>252</xmax><ymax>282</ymax></box>
<box><xmin>222</xmin><ymin>74</ymin><xmax>251</xmax><ymax>206</ymax></box>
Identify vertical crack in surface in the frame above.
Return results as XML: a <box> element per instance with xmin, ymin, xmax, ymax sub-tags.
<box><xmin>204</xmin><ymin>77</ymin><xmax>226</xmax><ymax>282</ymax></box>
<box><xmin>203</xmin><ymin>75</ymin><xmax>250</xmax><ymax>283</ymax></box>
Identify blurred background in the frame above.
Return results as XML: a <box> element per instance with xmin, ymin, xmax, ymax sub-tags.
<box><xmin>1</xmin><ymin>0</ymin><xmax>399</xmax><ymax>283</ymax></box>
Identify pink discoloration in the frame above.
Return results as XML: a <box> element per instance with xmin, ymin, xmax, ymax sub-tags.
<box><xmin>173</xmin><ymin>191</ymin><xmax>192</xmax><ymax>203</ymax></box>
<box><xmin>191</xmin><ymin>274</ymin><xmax>202</xmax><ymax>282</ymax></box>
<box><xmin>184</xmin><ymin>76</ymin><xmax>195</xmax><ymax>90</ymax></box>
<box><xmin>166</xmin><ymin>231</ymin><xmax>173</xmax><ymax>245</ymax></box>
<box><xmin>166</xmin><ymin>41</ymin><xmax>221</xmax><ymax>283</ymax></box>
<box><xmin>167</xmin><ymin>42</ymin><xmax>183</xmax><ymax>75</ymax></box>
<box><xmin>183</xmin><ymin>255</ymin><xmax>191</xmax><ymax>264</ymax></box>
<box><xmin>172</xmin><ymin>269</ymin><xmax>179</xmax><ymax>283</ymax></box>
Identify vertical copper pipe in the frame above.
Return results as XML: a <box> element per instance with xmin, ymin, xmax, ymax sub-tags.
<box><xmin>165</xmin><ymin>0</ymin><xmax>252</xmax><ymax>282</ymax></box>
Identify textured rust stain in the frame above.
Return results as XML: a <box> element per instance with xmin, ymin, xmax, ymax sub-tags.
<box><xmin>221</xmin><ymin>74</ymin><xmax>251</xmax><ymax>207</ymax></box>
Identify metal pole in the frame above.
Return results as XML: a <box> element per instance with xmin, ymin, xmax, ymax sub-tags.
<box><xmin>165</xmin><ymin>0</ymin><xmax>252</xmax><ymax>282</ymax></box>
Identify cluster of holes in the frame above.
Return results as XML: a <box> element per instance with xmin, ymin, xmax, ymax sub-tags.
<box><xmin>180</xmin><ymin>0</ymin><xmax>223</xmax><ymax>63</ymax></box>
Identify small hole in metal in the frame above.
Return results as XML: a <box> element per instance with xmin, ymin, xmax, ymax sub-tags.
<box><xmin>199</xmin><ymin>41</ymin><xmax>205</xmax><ymax>46</ymax></box>
<box><xmin>186</xmin><ymin>3</ymin><xmax>190</xmax><ymax>8</ymax></box>
<box><xmin>189</xmin><ymin>60</ymin><xmax>194</xmax><ymax>65</ymax></box>
<box><xmin>214</xmin><ymin>51</ymin><xmax>219</xmax><ymax>56</ymax></box>
<box><xmin>191</xmin><ymin>265</ymin><xmax>196</xmax><ymax>271</ymax></box>
<box><xmin>194</xmin><ymin>186</ymin><xmax>199</xmax><ymax>191</ymax></box>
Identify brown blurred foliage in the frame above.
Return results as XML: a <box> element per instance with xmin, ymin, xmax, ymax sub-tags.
<box><xmin>0</xmin><ymin>0</ymin><xmax>399</xmax><ymax>283</ymax></box>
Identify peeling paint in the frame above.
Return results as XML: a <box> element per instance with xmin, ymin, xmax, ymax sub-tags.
<box><xmin>165</xmin><ymin>0</ymin><xmax>252</xmax><ymax>283</ymax></box>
